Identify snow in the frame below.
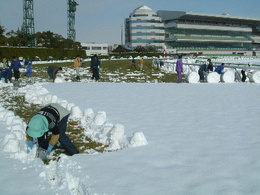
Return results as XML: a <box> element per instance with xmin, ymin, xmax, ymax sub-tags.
<box><xmin>1</xmin><ymin>58</ymin><xmax>260</xmax><ymax>194</ymax></box>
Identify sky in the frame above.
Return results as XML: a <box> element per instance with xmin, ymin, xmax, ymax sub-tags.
<box><xmin>1</xmin><ymin>0</ymin><xmax>260</xmax><ymax>45</ymax></box>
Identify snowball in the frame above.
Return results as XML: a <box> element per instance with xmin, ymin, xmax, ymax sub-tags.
<box><xmin>70</xmin><ymin>106</ymin><xmax>83</xmax><ymax>119</ymax></box>
<box><xmin>130</xmin><ymin>132</ymin><xmax>148</xmax><ymax>147</ymax></box>
<box><xmin>186</xmin><ymin>71</ymin><xmax>199</xmax><ymax>83</ymax></box>
<box><xmin>54</xmin><ymin>77</ymin><xmax>64</xmax><ymax>83</ymax></box>
<box><xmin>3</xmin><ymin>133</ymin><xmax>16</xmax><ymax>146</ymax></box>
<box><xmin>5</xmin><ymin>115</ymin><xmax>14</xmax><ymax>125</ymax></box>
<box><xmin>248</xmin><ymin>71</ymin><xmax>260</xmax><ymax>83</ymax></box>
<box><xmin>207</xmin><ymin>72</ymin><xmax>220</xmax><ymax>83</ymax></box>
<box><xmin>221</xmin><ymin>70</ymin><xmax>235</xmax><ymax>83</ymax></box>
<box><xmin>3</xmin><ymin>138</ymin><xmax>20</xmax><ymax>152</ymax></box>
<box><xmin>83</xmin><ymin>108</ymin><xmax>94</xmax><ymax>119</ymax></box>
<box><xmin>2</xmin><ymin>111</ymin><xmax>15</xmax><ymax>121</ymax></box>
<box><xmin>110</xmin><ymin>124</ymin><xmax>124</xmax><ymax>140</ymax></box>
<box><xmin>11</xmin><ymin>130</ymin><xmax>24</xmax><ymax>140</ymax></box>
<box><xmin>93</xmin><ymin>111</ymin><xmax>106</xmax><ymax>126</ymax></box>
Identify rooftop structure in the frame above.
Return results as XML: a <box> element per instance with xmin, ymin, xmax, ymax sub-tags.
<box><xmin>125</xmin><ymin>5</ymin><xmax>165</xmax><ymax>49</ymax></box>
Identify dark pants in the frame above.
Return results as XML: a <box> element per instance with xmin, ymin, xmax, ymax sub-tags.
<box><xmin>38</xmin><ymin>114</ymin><xmax>79</xmax><ymax>155</ymax></box>
<box><xmin>4</xmin><ymin>71</ymin><xmax>12</xmax><ymax>83</ymax></box>
<box><xmin>198</xmin><ymin>70</ymin><xmax>205</xmax><ymax>82</ymax></box>
<box><xmin>13</xmin><ymin>70</ymin><xmax>20</xmax><ymax>81</ymax></box>
<box><xmin>241</xmin><ymin>70</ymin><xmax>246</xmax><ymax>82</ymax></box>
<box><xmin>47</xmin><ymin>67</ymin><xmax>53</xmax><ymax>79</ymax></box>
<box><xmin>92</xmin><ymin>68</ymin><xmax>100</xmax><ymax>80</ymax></box>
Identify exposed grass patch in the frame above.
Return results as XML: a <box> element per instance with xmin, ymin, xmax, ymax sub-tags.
<box><xmin>0</xmin><ymin>85</ymin><xmax>108</xmax><ymax>162</ymax></box>
<box><xmin>28</xmin><ymin>59</ymin><xmax>177</xmax><ymax>82</ymax></box>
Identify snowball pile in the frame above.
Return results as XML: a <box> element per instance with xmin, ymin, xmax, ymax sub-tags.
<box><xmin>16</xmin><ymin>83</ymin><xmax>148</xmax><ymax>151</ymax></box>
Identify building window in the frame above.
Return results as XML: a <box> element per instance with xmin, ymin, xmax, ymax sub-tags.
<box><xmin>82</xmin><ymin>47</ymin><xmax>90</xmax><ymax>50</ymax></box>
<box><xmin>92</xmin><ymin>47</ymin><xmax>102</xmax><ymax>50</ymax></box>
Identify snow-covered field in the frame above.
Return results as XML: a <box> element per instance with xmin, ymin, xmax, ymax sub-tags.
<box><xmin>0</xmin><ymin>58</ymin><xmax>260</xmax><ymax>195</ymax></box>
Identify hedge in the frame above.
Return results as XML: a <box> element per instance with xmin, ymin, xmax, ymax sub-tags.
<box><xmin>0</xmin><ymin>47</ymin><xmax>87</xmax><ymax>60</ymax></box>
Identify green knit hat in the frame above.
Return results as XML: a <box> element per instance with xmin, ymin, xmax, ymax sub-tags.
<box><xmin>27</xmin><ymin>115</ymin><xmax>49</xmax><ymax>138</ymax></box>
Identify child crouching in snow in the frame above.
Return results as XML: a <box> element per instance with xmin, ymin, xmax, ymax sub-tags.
<box><xmin>26</xmin><ymin>103</ymin><xmax>79</xmax><ymax>157</ymax></box>
<box><xmin>24</xmin><ymin>63</ymin><xmax>32</xmax><ymax>77</ymax></box>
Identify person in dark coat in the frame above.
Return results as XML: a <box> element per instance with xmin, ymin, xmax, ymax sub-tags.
<box><xmin>10</xmin><ymin>56</ymin><xmax>21</xmax><ymax>81</ymax></box>
<box><xmin>198</xmin><ymin>59</ymin><xmax>213</xmax><ymax>82</ymax></box>
<box><xmin>26</xmin><ymin>103</ymin><xmax>79</xmax><ymax>156</ymax></box>
<box><xmin>47</xmin><ymin>65</ymin><xmax>62</xmax><ymax>82</ymax></box>
<box><xmin>198</xmin><ymin>64</ymin><xmax>208</xmax><ymax>82</ymax></box>
<box><xmin>241</xmin><ymin>63</ymin><xmax>251</xmax><ymax>82</ymax></box>
<box><xmin>207</xmin><ymin>59</ymin><xmax>213</xmax><ymax>72</ymax></box>
<box><xmin>90</xmin><ymin>54</ymin><xmax>100</xmax><ymax>81</ymax></box>
<box><xmin>0</xmin><ymin>68</ymin><xmax>12</xmax><ymax>83</ymax></box>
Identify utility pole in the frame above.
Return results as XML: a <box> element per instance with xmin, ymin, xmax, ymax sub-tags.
<box><xmin>67</xmin><ymin>0</ymin><xmax>78</xmax><ymax>41</ymax></box>
<box><xmin>22</xmin><ymin>0</ymin><xmax>35</xmax><ymax>47</ymax></box>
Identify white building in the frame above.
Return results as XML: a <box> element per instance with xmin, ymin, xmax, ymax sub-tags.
<box><xmin>81</xmin><ymin>42</ymin><xmax>109</xmax><ymax>56</ymax></box>
<box><xmin>125</xmin><ymin>5</ymin><xmax>165</xmax><ymax>49</ymax></box>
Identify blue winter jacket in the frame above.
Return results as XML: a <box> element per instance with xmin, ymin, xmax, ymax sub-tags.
<box><xmin>214</xmin><ymin>65</ymin><xmax>224</xmax><ymax>74</ymax></box>
<box><xmin>91</xmin><ymin>58</ymin><xmax>100</xmax><ymax>69</ymax></box>
<box><xmin>0</xmin><ymin>68</ymin><xmax>12</xmax><ymax>79</ymax></box>
<box><xmin>10</xmin><ymin>60</ymin><xmax>21</xmax><ymax>71</ymax></box>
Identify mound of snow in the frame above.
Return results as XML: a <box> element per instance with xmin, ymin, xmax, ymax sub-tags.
<box><xmin>248</xmin><ymin>71</ymin><xmax>260</xmax><ymax>83</ymax></box>
<box><xmin>130</xmin><ymin>132</ymin><xmax>148</xmax><ymax>147</ymax></box>
<box><xmin>221</xmin><ymin>70</ymin><xmax>235</xmax><ymax>83</ymax></box>
<box><xmin>186</xmin><ymin>71</ymin><xmax>199</xmax><ymax>83</ymax></box>
<box><xmin>54</xmin><ymin>77</ymin><xmax>65</xmax><ymax>83</ymax></box>
<box><xmin>207</xmin><ymin>72</ymin><xmax>220</xmax><ymax>83</ymax></box>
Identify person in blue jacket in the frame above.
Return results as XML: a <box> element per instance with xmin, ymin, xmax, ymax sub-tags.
<box><xmin>24</xmin><ymin>63</ymin><xmax>32</xmax><ymax>77</ymax></box>
<box><xmin>10</xmin><ymin>56</ymin><xmax>21</xmax><ymax>81</ymax></box>
<box><xmin>215</xmin><ymin>63</ymin><xmax>225</xmax><ymax>74</ymax></box>
<box><xmin>0</xmin><ymin>68</ymin><xmax>12</xmax><ymax>83</ymax></box>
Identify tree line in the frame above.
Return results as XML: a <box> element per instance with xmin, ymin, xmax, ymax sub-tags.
<box><xmin>0</xmin><ymin>25</ymin><xmax>81</xmax><ymax>50</ymax></box>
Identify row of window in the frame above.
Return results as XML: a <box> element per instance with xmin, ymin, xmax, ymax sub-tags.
<box><xmin>132</xmin><ymin>32</ymin><xmax>165</xmax><ymax>36</ymax></box>
<box><xmin>131</xmin><ymin>26</ymin><xmax>165</xmax><ymax>30</ymax></box>
<box><xmin>82</xmin><ymin>47</ymin><xmax>108</xmax><ymax>50</ymax></box>
<box><xmin>166</xmin><ymin>41</ymin><xmax>252</xmax><ymax>49</ymax></box>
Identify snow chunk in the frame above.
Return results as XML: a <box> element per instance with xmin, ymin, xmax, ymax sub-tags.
<box><xmin>207</xmin><ymin>72</ymin><xmax>220</xmax><ymax>83</ymax></box>
<box><xmin>130</xmin><ymin>132</ymin><xmax>148</xmax><ymax>147</ymax></box>
<box><xmin>3</xmin><ymin>138</ymin><xmax>20</xmax><ymax>152</ymax></box>
<box><xmin>107</xmin><ymin>124</ymin><xmax>127</xmax><ymax>150</ymax></box>
<box><xmin>93</xmin><ymin>111</ymin><xmax>106</xmax><ymax>126</ymax></box>
<box><xmin>186</xmin><ymin>71</ymin><xmax>199</xmax><ymax>83</ymax></box>
<box><xmin>54</xmin><ymin>77</ymin><xmax>65</xmax><ymax>83</ymax></box>
<box><xmin>221</xmin><ymin>70</ymin><xmax>235</xmax><ymax>83</ymax></box>
<box><xmin>70</xmin><ymin>106</ymin><xmax>83</xmax><ymax>119</ymax></box>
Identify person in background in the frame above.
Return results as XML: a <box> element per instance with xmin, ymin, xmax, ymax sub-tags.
<box><xmin>26</xmin><ymin>103</ymin><xmax>79</xmax><ymax>156</ymax></box>
<box><xmin>0</xmin><ymin>68</ymin><xmax>12</xmax><ymax>83</ymax></box>
<box><xmin>90</xmin><ymin>54</ymin><xmax>100</xmax><ymax>81</ymax></box>
<box><xmin>47</xmin><ymin>65</ymin><xmax>62</xmax><ymax>82</ymax></box>
<box><xmin>214</xmin><ymin>63</ymin><xmax>225</xmax><ymax>74</ymax></box>
<box><xmin>131</xmin><ymin>57</ymin><xmax>136</xmax><ymax>69</ymax></box>
<box><xmin>24</xmin><ymin>56</ymin><xmax>32</xmax><ymax>77</ymax></box>
<box><xmin>198</xmin><ymin>59</ymin><xmax>213</xmax><ymax>82</ymax></box>
<box><xmin>207</xmin><ymin>59</ymin><xmax>213</xmax><ymax>72</ymax></box>
<box><xmin>139</xmin><ymin>57</ymin><xmax>144</xmax><ymax>71</ymax></box>
<box><xmin>73</xmin><ymin>55</ymin><xmax>81</xmax><ymax>81</ymax></box>
<box><xmin>24</xmin><ymin>56</ymin><xmax>32</xmax><ymax>68</ymax></box>
<box><xmin>2</xmin><ymin>56</ymin><xmax>9</xmax><ymax>68</ymax></box>
<box><xmin>175</xmin><ymin>55</ymin><xmax>183</xmax><ymax>83</ymax></box>
<box><xmin>10</xmin><ymin>56</ymin><xmax>21</xmax><ymax>81</ymax></box>
<box><xmin>241</xmin><ymin>63</ymin><xmax>251</xmax><ymax>82</ymax></box>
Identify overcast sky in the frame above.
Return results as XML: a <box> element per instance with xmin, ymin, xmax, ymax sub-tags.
<box><xmin>1</xmin><ymin>0</ymin><xmax>260</xmax><ymax>45</ymax></box>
